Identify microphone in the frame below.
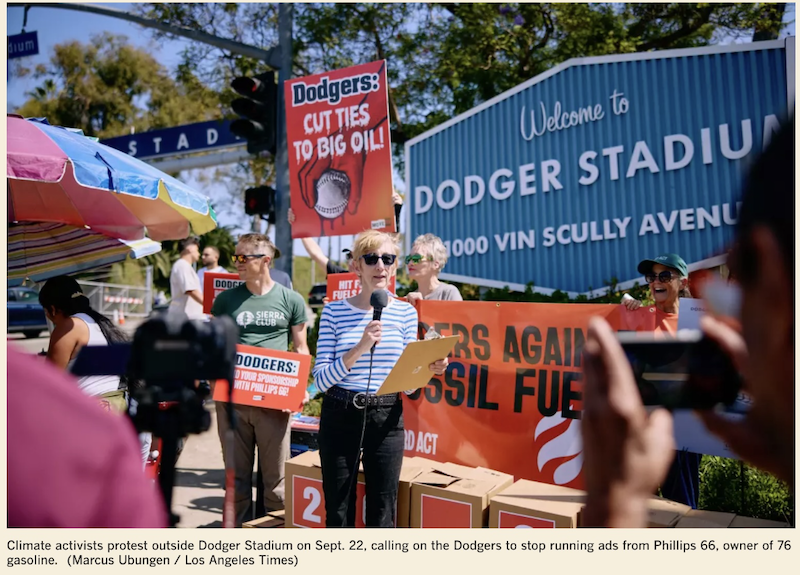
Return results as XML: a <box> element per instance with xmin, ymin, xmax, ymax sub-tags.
<box><xmin>369</xmin><ymin>290</ymin><xmax>389</xmax><ymax>352</ymax></box>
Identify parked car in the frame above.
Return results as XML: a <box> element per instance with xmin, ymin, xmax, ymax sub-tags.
<box><xmin>7</xmin><ymin>287</ymin><xmax>48</xmax><ymax>338</ymax></box>
<box><xmin>308</xmin><ymin>283</ymin><xmax>327</xmax><ymax>308</ymax></box>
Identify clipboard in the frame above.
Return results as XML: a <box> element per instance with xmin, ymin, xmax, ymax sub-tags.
<box><xmin>376</xmin><ymin>336</ymin><xmax>459</xmax><ymax>395</ymax></box>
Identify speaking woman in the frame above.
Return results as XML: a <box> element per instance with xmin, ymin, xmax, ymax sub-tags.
<box><xmin>313</xmin><ymin>230</ymin><xmax>448</xmax><ymax>527</ymax></box>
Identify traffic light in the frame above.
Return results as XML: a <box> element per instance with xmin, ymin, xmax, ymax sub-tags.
<box><xmin>244</xmin><ymin>186</ymin><xmax>276</xmax><ymax>223</ymax></box>
<box><xmin>230</xmin><ymin>71</ymin><xmax>278</xmax><ymax>155</ymax></box>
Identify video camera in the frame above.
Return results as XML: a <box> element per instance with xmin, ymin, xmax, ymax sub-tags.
<box><xmin>70</xmin><ymin>311</ymin><xmax>239</xmax><ymax>526</ymax></box>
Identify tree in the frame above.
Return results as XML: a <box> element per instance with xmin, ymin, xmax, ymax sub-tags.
<box><xmin>13</xmin><ymin>33</ymin><xmax>220</xmax><ymax>138</ymax></box>
<box><xmin>134</xmin><ymin>2</ymin><xmax>788</xmax><ymax>167</ymax></box>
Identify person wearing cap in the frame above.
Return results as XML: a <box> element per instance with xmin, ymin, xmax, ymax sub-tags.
<box><xmin>210</xmin><ymin>233</ymin><xmax>309</xmax><ymax>525</ymax></box>
<box><xmin>627</xmin><ymin>252</ymin><xmax>700</xmax><ymax>507</ymax></box>
<box><xmin>623</xmin><ymin>253</ymin><xmax>692</xmax><ymax>333</ymax></box>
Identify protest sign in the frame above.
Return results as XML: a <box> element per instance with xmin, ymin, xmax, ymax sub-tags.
<box><xmin>404</xmin><ymin>300</ymin><xmax>621</xmax><ymax>490</ymax></box>
<box><xmin>285</xmin><ymin>60</ymin><xmax>395</xmax><ymax>239</ymax></box>
<box><xmin>325</xmin><ymin>272</ymin><xmax>396</xmax><ymax>302</ymax></box>
<box><xmin>213</xmin><ymin>345</ymin><xmax>311</xmax><ymax>412</ymax></box>
<box><xmin>203</xmin><ymin>272</ymin><xmax>244</xmax><ymax>314</ymax></box>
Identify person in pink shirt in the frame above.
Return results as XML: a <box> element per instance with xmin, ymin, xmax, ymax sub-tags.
<box><xmin>7</xmin><ymin>345</ymin><xmax>167</xmax><ymax>528</ymax></box>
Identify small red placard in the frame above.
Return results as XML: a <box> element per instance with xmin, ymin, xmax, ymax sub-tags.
<box><xmin>203</xmin><ymin>272</ymin><xmax>244</xmax><ymax>314</ymax></box>
<box><xmin>212</xmin><ymin>345</ymin><xmax>311</xmax><ymax>412</ymax></box>
<box><xmin>326</xmin><ymin>272</ymin><xmax>396</xmax><ymax>302</ymax></box>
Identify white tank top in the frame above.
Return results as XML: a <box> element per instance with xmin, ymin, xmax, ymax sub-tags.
<box><xmin>67</xmin><ymin>313</ymin><xmax>122</xmax><ymax>397</ymax></box>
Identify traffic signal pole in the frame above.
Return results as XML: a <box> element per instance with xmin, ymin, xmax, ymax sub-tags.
<box><xmin>273</xmin><ymin>3</ymin><xmax>294</xmax><ymax>277</ymax></box>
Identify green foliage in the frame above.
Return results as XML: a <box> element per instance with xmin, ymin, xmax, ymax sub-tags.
<box><xmin>134</xmin><ymin>3</ymin><xmax>786</xmax><ymax>171</ymax></box>
<box><xmin>13</xmin><ymin>33</ymin><xmax>219</xmax><ymax>138</ymax></box>
<box><xmin>700</xmin><ymin>456</ymin><xmax>794</xmax><ymax>524</ymax></box>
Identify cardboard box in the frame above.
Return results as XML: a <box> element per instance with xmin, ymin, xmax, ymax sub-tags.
<box><xmin>397</xmin><ymin>457</ymin><xmax>435</xmax><ymax>528</ymax></box>
<box><xmin>285</xmin><ymin>451</ymin><xmax>426</xmax><ymax>528</ymax></box>
<box><xmin>285</xmin><ymin>450</ymin><xmax>364</xmax><ymax>528</ymax></box>
<box><xmin>674</xmin><ymin>509</ymin><xmax>736</xmax><ymax>528</ymax></box>
<box><xmin>243</xmin><ymin>512</ymin><xmax>285</xmax><ymax>528</ymax></box>
<box><xmin>489</xmin><ymin>479</ymin><xmax>585</xmax><ymax>528</ymax></box>
<box><xmin>729</xmin><ymin>515</ymin><xmax>790</xmax><ymax>528</ymax></box>
<box><xmin>647</xmin><ymin>497</ymin><xmax>691</xmax><ymax>528</ymax></box>
<box><xmin>410</xmin><ymin>462</ymin><xmax>514</xmax><ymax>528</ymax></box>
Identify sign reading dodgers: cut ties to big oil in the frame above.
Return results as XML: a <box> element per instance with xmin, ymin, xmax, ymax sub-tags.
<box><xmin>203</xmin><ymin>272</ymin><xmax>243</xmax><ymax>314</ymax></box>
<box><xmin>213</xmin><ymin>345</ymin><xmax>311</xmax><ymax>412</ymax></box>
<box><xmin>285</xmin><ymin>60</ymin><xmax>395</xmax><ymax>239</ymax></box>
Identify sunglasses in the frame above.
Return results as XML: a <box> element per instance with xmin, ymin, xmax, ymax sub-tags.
<box><xmin>361</xmin><ymin>253</ymin><xmax>397</xmax><ymax>266</ymax></box>
<box><xmin>231</xmin><ymin>254</ymin><xmax>267</xmax><ymax>264</ymax></box>
<box><xmin>645</xmin><ymin>271</ymin><xmax>679</xmax><ymax>284</ymax></box>
<box><xmin>404</xmin><ymin>254</ymin><xmax>433</xmax><ymax>265</ymax></box>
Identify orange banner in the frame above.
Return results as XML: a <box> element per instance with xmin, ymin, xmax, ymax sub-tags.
<box><xmin>404</xmin><ymin>301</ymin><xmax>624</xmax><ymax>489</ymax></box>
<box><xmin>325</xmin><ymin>272</ymin><xmax>396</xmax><ymax>302</ymax></box>
<box><xmin>285</xmin><ymin>60</ymin><xmax>395</xmax><ymax>239</ymax></box>
<box><xmin>213</xmin><ymin>345</ymin><xmax>311</xmax><ymax>412</ymax></box>
<box><xmin>203</xmin><ymin>272</ymin><xmax>243</xmax><ymax>314</ymax></box>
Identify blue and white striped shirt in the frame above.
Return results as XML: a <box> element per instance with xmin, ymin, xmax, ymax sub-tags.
<box><xmin>313</xmin><ymin>297</ymin><xmax>418</xmax><ymax>393</ymax></box>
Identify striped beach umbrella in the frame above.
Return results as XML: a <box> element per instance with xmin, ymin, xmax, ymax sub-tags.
<box><xmin>7</xmin><ymin>115</ymin><xmax>217</xmax><ymax>241</ymax></box>
<box><xmin>8</xmin><ymin>222</ymin><xmax>161</xmax><ymax>287</ymax></box>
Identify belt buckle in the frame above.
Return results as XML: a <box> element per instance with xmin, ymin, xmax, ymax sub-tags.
<box><xmin>352</xmin><ymin>392</ymin><xmax>367</xmax><ymax>410</ymax></box>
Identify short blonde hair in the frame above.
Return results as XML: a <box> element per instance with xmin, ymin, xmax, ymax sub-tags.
<box><xmin>351</xmin><ymin>230</ymin><xmax>399</xmax><ymax>262</ymax></box>
<box><xmin>411</xmin><ymin>233</ymin><xmax>448</xmax><ymax>273</ymax></box>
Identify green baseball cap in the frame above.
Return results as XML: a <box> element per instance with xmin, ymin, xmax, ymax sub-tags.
<box><xmin>637</xmin><ymin>253</ymin><xmax>688</xmax><ymax>277</ymax></box>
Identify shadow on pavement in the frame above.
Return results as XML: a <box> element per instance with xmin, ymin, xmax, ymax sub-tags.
<box><xmin>182</xmin><ymin>495</ymin><xmax>224</xmax><ymax>515</ymax></box>
<box><xmin>175</xmin><ymin>468</ymin><xmax>224</xmax><ymax>489</ymax></box>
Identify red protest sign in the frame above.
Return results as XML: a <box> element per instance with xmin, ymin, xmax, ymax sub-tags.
<box><xmin>212</xmin><ymin>345</ymin><xmax>311</xmax><ymax>412</ymax></box>
<box><xmin>325</xmin><ymin>272</ymin><xmax>396</xmax><ymax>302</ymax></box>
<box><xmin>203</xmin><ymin>272</ymin><xmax>244</xmax><ymax>314</ymax></box>
<box><xmin>285</xmin><ymin>60</ymin><xmax>395</xmax><ymax>239</ymax></box>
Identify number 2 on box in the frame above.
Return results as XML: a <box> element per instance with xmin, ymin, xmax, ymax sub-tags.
<box><xmin>303</xmin><ymin>486</ymin><xmax>322</xmax><ymax>524</ymax></box>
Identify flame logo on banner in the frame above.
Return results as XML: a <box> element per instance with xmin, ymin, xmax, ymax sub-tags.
<box><xmin>533</xmin><ymin>412</ymin><xmax>583</xmax><ymax>485</ymax></box>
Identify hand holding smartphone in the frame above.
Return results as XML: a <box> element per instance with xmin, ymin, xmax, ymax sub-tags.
<box><xmin>617</xmin><ymin>331</ymin><xmax>743</xmax><ymax>410</ymax></box>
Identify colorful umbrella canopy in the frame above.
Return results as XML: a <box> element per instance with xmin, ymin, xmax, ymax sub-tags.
<box><xmin>8</xmin><ymin>222</ymin><xmax>162</xmax><ymax>287</ymax></box>
<box><xmin>6</xmin><ymin>115</ymin><xmax>217</xmax><ymax>241</ymax></box>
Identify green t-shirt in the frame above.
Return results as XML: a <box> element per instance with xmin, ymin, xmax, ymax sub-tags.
<box><xmin>211</xmin><ymin>283</ymin><xmax>307</xmax><ymax>351</ymax></box>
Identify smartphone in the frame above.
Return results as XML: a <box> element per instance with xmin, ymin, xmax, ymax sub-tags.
<box><xmin>617</xmin><ymin>331</ymin><xmax>742</xmax><ymax>410</ymax></box>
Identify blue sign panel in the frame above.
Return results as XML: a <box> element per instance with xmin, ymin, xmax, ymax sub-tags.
<box><xmin>406</xmin><ymin>41</ymin><xmax>793</xmax><ymax>296</ymax></box>
<box><xmin>8</xmin><ymin>31</ymin><xmax>39</xmax><ymax>59</ymax></box>
<box><xmin>100</xmin><ymin>119</ymin><xmax>242</xmax><ymax>160</ymax></box>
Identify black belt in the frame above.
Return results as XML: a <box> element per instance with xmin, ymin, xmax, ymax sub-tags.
<box><xmin>325</xmin><ymin>386</ymin><xmax>399</xmax><ymax>410</ymax></box>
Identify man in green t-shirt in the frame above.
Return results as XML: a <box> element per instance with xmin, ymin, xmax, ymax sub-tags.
<box><xmin>211</xmin><ymin>233</ymin><xmax>309</xmax><ymax>526</ymax></box>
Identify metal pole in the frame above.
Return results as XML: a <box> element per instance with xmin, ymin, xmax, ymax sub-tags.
<box><xmin>145</xmin><ymin>265</ymin><xmax>153</xmax><ymax>315</ymax></box>
<box><xmin>273</xmin><ymin>3</ymin><xmax>293</xmax><ymax>278</ymax></box>
<box><xmin>14</xmin><ymin>3</ymin><xmax>280</xmax><ymax>66</ymax></box>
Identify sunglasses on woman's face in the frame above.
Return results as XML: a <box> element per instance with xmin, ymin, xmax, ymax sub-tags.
<box><xmin>232</xmin><ymin>254</ymin><xmax>266</xmax><ymax>264</ymax></box>
<box><xmin>404</xmin><ymin>254</ymin><xmax>433</xmax><ymax>265</ymax></box>
<box><xmin>645</xmin><ymin>271</ymin><xmax>678</xmax><ymax>284</ymax></box>
<box><xmin>361</xmin><ymin>253</ymin><xmax>397</xmax><ymax>266</ymax></box>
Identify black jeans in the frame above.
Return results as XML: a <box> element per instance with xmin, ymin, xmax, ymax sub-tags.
<box><xmin>318</xmin><ymin>395</ymin><xmax>404</xmax><ymax>527</ymax></box>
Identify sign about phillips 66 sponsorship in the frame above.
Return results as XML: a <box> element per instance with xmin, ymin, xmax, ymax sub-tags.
<box><xmin>213</xmin><ymin>346</ymin><xmax>311</xmax><ymax>412</ymax></box>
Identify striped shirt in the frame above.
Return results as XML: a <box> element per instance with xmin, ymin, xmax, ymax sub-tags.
<box><xmin>313</xmin><ymin>297</ymin><xmax>418</xmax><ymax>393</ymax></box>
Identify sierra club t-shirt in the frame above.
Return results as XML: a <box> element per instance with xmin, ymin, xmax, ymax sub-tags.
<box><xmin>211</xmin><ymin>283</ymin><xmax>307</xmax><ymax>350</ymax></box>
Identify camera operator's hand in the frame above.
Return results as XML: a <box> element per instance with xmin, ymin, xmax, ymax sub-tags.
<box><xmin>581</xmin><ymin>317</ymin><xmax>675</xmax><ymax>528</ymax></box>
<box><xmin>696</xmin><ymin>315</ymin><xmax>790</xmax><ymax>484</ymax></box>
